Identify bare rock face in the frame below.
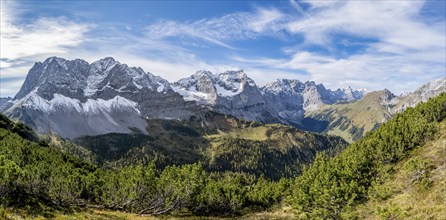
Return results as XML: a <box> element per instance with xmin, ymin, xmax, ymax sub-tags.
<box><xmin>12</xmin><ymin>56</ymin><xmax>442</xmax><ymax>141</ymax></box>
<box><xmin>4</xmin><ymin>57</ymin><xmax>197</xmax><ymax>138</ymax></box>
<box><xmin>172</xmin><ymin>70</ymin><xmax>219</xmax><ymax>105</ymax></box>
<box><xmin>173</xmin><ymin>70</ymin><xmax>267</xmax><ymax>122</ymax></box>
<box><xmin>261</xmin><ymin>79</ymin><xmax>306</xmax><ymax>124</ymax></box>
<box><xmin>15</xmin><ymin>57</ymin><xmax>91</xmax><ymax>101</ymax></box>
<box><xmin>0</xmin><ymin>97</ymin><xmax>12</xmax><ymax>112</ymax></box>
<box><xmin>173</xmin><ymin>72</ymin><xmax>367</xmax><ymax>127</ymax></box>
<box><xmin>259</xmin><ymin>79</ymin><xmax>366</xmax><ymax>125</ymax></box>
<box><xmin>213</xmin><ymin>71</ymin><xmax>266</xmax><ymax>121</ymax></box>
<box><xmin>391</xmin><ymin>77</ymin><xmax>446</xmax><ymax>114</ymax></box>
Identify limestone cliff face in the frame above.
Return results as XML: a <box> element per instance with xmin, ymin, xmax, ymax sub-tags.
<box><xmin>7</xmin><ymin>56</ymin><xmax>440</xmax><ymax>141</ymax></box>
<box><xmin>391</xmin><ymin>77</ymin><xmax>446</xmax><ymax>114</ymax></box>
<box><xmin>173</xmin><ymin>70</ymin><xmax>267</xmax><ymax>122</ymax></box>
<box><xmin>3</xmin><ymin>57</ymin><xmax>197</xmax><ymax>138</ymax></box>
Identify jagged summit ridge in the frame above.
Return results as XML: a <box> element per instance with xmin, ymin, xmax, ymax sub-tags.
<box><xmin>8</xmin><ymin>56</ymin><xmax>440</xmax><ymax>140</ymax></box>
<box><xmin>15</xmin><ymin>57</ymin><xmax>173</xmax><ymax>102</ymax></box>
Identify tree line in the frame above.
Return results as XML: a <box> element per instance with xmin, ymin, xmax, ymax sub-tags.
<box><xmin>1</xmin><ymin>92</ymin><xmax>444</xmax><ymax>217</ymax></box>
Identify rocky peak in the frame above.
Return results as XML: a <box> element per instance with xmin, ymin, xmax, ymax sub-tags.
<box><xmin>359</xmin><ymin>89</ymin><xmax>397</xmax><ymax>107</ymax></box>
<box><xmin>215</xmin><ymin>70</ymin><xmax>257</xmax><ymax>96</ymax></box>
<box><xmin>412</xmin><ymin>77</ymin><xmax>445</xmax><ymax>95</ymax></box>
<box><xmin>194</xmin><ymin>70</ymin><xmax>215</xmax><ymax>79</ymax></box>
<box><xmin>304</xmin><ymin>81</ymin><xmax>317</xmax><ymax>87</ymax></box>
<box><xmin>334</xmin><ymin>86</ymin><xmax>365</xmax><ymax>101</ymax></box>
<box><xmin>86</xmin><ymin>59</ymin><xmax>173</xmax><ymax>98</ymax></box>
<box><xmin>175</xmin><ymin>70</ymin><xmax>216</xmax><ymax>88</ymax></box>
<box><xmin>381</xmin><ymin>89</ymin><xmax>396</xmax><ymax>101</ymax></box>
<box><xmin>5</xmin><ymin>57</ymin><xmax>196</xmax><ymax>138</ymax></box>
<box><xmin>390</xmin><ymin>77</ymin><xmax>445</xmax><ymax>114</ymax></box>
<box><xmin>262</xmin><ymin>79</ymin><xmax>305</xmax><ymax>95</ymax></box>
<box><xmin>217</xmin><ymin>70</ymin><xmax>255</xmax><ymax>87</ymax></box>
<box><xmin>0</xmin><ymin>97</ymin><xmax>12</xmax><ymax>112</ymax></box>
<box><xmin>14</xmin><ymin>57</ymin><xmax>175</xmax><ymax>102</ymax></box>
<box><xmin>14</xmin><ymin>57</ymin><xmax>91</xmax><ymax>100</ymax></box>
<box><xmin>44</xmin><ymin>56</ymin><xmax>67</xmax><ymax>65</ymax></box>
<box><xmin>91</xmin><ymin>57</ymin><xmax>119</xmax><ymax>72</ymax></box>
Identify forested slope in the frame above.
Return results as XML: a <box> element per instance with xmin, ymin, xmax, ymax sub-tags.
<box><xmin>1</xmin><ymin>93</ymin><xmax>444</xmax><ymax>219</ymax></box>
<box><xmin>292</xmin><ymin>93</ymin><xmax>446</xmax><ymax>219</ymax></box>
<box><xmin>75</xmin><ymin>113</ymin><xmax>347</xmax><ymax>179</ymax></box>
<box><xmin>0</xmin><ymin>113</ymin><xmax>292</xmax><ymax>218</ymax></box>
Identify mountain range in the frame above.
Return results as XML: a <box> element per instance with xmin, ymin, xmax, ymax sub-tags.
<box><xmin>1</xmin><ymin>57</ymin><xmax>444</xmax><ymax>141</ymax></box>
<box><xmin>0</xmin><ymin>56</ymin><xmax>444</xmax><ymax>219</ymax></box>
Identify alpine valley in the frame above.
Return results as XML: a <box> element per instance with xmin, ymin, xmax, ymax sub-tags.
<box><xmin>0</xmin><ymin>57</ymin><xmax>445</xmax><ymax>219</ymax></box>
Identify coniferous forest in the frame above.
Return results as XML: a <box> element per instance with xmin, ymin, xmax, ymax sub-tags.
<box><xmin>0</xmin><ymin>93</ymin><xmax>445</xmax><ymax>219</ymax></box>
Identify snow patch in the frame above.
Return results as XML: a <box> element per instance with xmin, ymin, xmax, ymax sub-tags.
<box><xmin>172</xmin><ymin>85</ymin><xmax>211</xmax><ymax>102</ymax></box>
<box><xmin>215</xmin><ymin>84</ymin><xmax>240</xmax><ymax>97</ymax></box>
<box><xmin>157</xmin><ymin>83</ymin><xmax>165</xmax><ymax>92</ymax></box>
<box><xmin>13</xmin><ymin>93</ymin><xmax>140</xmax><ymax>117</ymax></box>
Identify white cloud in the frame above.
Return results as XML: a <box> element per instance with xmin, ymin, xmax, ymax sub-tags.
<box><xmin>233</xmin><ymin>49</ymin><xmax>444</xmax><ymax>93</ymax></box>
<box><xmin>1</xmin><ymin>17</ymin><xmax>90</xmax><ymax>60</ymax></box>
<box><xmin>1</xmin><ymin>0</ymin><xmax>91</xmax><ymax>61</ymax></box>
<box><xmin>144</xmin><ymin>1</ymin><xmax>444</xmax><ymax>94</ymax></box>
<box><xmin>0</xmin><ymin>79</ymin><xmax>23</xmax><ymax>98</ymax></box>
<box><xmin>248</xmin><ymin>8</ymin><xmax>285</xmax><ymax>32</ymax></box>
<box><xmin>288</xmin><ymin>1</ymin><xmax>444</xmax><ymax>51</ymax></box>
<box><xmin>0</xmin><ymin>61</ymin><xmax>12</xmax><ymax>68</ymax></box>
<box><xmin>289</xmin><ymin>0</ymin><xmax>307</xmax><ymax>17</ymax></box>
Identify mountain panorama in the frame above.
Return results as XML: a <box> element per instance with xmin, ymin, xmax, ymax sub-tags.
<box><xmin>1</xmin><ymin>57</ymin><xmax>445</xmax><ymax>219</ymax></box>
<box><xmin>1</xmin><ymin>56</ymin><xmax>444</xmax><ymax>140</ymax></box>
<box><xmin>2</xmin><ymin>0</ymin><xmax>445</xmax><ymax>218</ymax></box>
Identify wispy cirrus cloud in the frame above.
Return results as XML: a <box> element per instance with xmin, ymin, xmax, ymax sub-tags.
<box><xmin>0</xmin><ymin>0</ymin><xmax>444</xmax><ymax>97</ymax></box>
<box><xmin>0</xmin><ymin>1</ymin><xmax>91</xmax><ymax>96</ymax></box>
<box><xmin>231</xmin><ymin>1</ymin><xmax>445</xmax><ymax>93</ymax></box>
<box><xmin>145</xmin><ymin>8</ymin><xmax>288</xmax><ymax>49</ymax></box>
<box><xmin>0</xmin><ymin>1</ymin><xmax>91</xmax><ymax>65</ymax></box>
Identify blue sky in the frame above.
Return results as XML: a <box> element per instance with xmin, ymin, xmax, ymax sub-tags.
<box><xmin>1</xmin><ymin>0</ymin><xmax>445</xmax><ymax>97</ymax></box>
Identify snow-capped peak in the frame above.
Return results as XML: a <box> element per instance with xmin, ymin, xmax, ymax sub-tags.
<box><xmin>175</xmin><ymin>70</ymin><xmax>216</xmax><ymax>89</ymax></box>
<box><xmin>172</xmin><ymin>70</ymin><xmax>218</xmax><ymax>104</ymax></box>
<box><xmin>262</xmin><ymin>79</ymin><xmax>304</xmax><ymax>94</ymax></box>
<box><xmin>44</xmin><ymin>56</ymin><xmax>67</xmax><ymax>64</ymax></box>
<box><xmin>215</xmin><ymin>70</ymin><xmax>257</xmax><ymax>96</ymax></box>
<box><xmin>414</xmin><ymin>77</ymin><xmax>445</xmax><ymax>93</ymax></box>
<box><xmin>331</xmin><ymin>88</ymin><xmax>362</xmax><ymax>101</ymax></box>
<box><xmin>194</xmin><ymin>70</ymin><xmax>215</xmax><ymax>78</ymax></box>
<box><xmin>217</xmin><ymin>70</ymin><xmax>255</xmax><ymax>86</ymax></box>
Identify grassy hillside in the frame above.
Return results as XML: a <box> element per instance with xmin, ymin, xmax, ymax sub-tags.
<box><xmin>352</xmin><ymin>121</ymin><xmax>446</xmax><ymax>219</ymax></box>
<box><xmin>75</xmin><ymin>112</ymin><xmax>347</xmax><ymax>179</ymax></box>
<box><xmin>292</xmin><ymin>93</ymin><xmax>446</xmax><ymax>219</ymax></box>
<box><xmin>306</xmin><ymin>90</ymin><xmax>397</xmax><ymax>142</ymax></box>
<box><xmin>1</xmin><ymin>206</ymin><xmax>295</xmax><ymax>219</ymax></box>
